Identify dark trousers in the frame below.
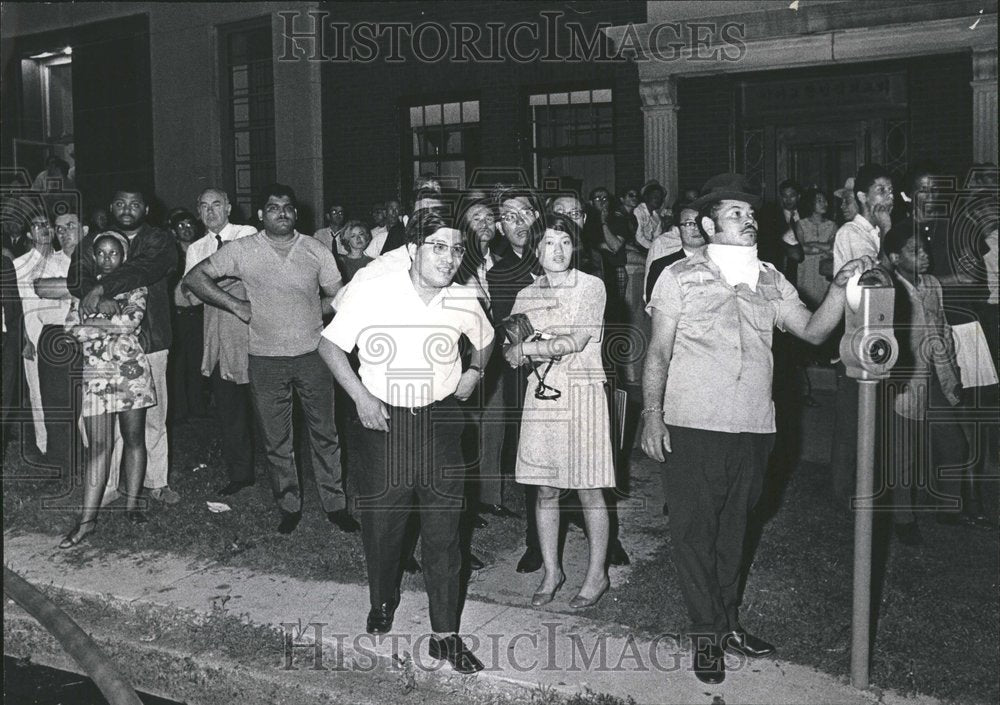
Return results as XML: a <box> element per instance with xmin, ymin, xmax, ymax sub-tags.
<box><xmin>831</xmin><ymin>364</ymin><xmax>859</xmax><ymax>500</ymax></box>
<box><xmin>884</xmin><ymin>383</ymin><xmax>966</xmax><ymax>523</ymax></box>
<box><xmin>247</xmin><ymin>351</ymin><xmax>345</xmax><ymax>514</ymax></box>
<box><xmin>36</xmin><ymin>325</ymin><xmax>82</xmax><ymax>473</ymax></box>
<box><xmin>664</xmin><ymin>426</ymin><xmax>774</xmax><ymax>639</ymax></box>
<box><xmin>2</xmin><ymin>330</ymin><xmax>21</xmax><ymax>450</ymax></box>
<box><xmin>211</xmin><ymin>365</ymin><xmax>255</xmax><ymax>485</ymax></box>
<box><xmin>502</xmin><ymin>365</ymin><xmax>538</xmax><ymax>550</ymax></box>
<box><xmin>354</xmin><ymin>397</ymin><xmax>466</xmax><ymax>633</ymax></box>
<box><xmin>169</xmin><ymin>306</ymin><xmax>207</xmax><ymax>420</ymax></box>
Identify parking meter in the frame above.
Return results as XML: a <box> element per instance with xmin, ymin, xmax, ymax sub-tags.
<box><xmin>839</xmin><ymin>266</ymin><xmax>899</xmax><ymax>689</ymax></box>
<box><xmin>839</xmin><ymin>268</ymin><xmax>899</xmax><ymax>381</ymax></box>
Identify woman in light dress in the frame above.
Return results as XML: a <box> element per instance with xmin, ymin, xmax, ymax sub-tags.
<box><xmin>504</xmin><ymin>214</ymin><xmax>614</xmax><ymax>609</ymax></box>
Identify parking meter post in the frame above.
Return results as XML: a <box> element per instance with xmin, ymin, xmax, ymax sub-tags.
<box><xmin>851</xmin><ymin>379</ymin><xmax>878</xmax><ymax>689</ymax></box>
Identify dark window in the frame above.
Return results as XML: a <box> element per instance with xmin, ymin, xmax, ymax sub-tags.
<box><xmin>529</xmin><ymin>89</ymin><xmax>615</xmax><ymax>196</ymax></box>
<box><xmin>220</xmin><ymin>18</ymin><xmax>275</xmax><ymax>219</ymax></box>
<box><xmin>406</xmin><ymin>100</ymin><xmax>480</xmax><ymax>190</ymax></box>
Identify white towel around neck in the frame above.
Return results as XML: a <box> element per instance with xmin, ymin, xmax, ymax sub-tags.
<box><xmin>706</xmin><ymin>243</ymin><xmax>761</xmax><ymax>291</ymax></box>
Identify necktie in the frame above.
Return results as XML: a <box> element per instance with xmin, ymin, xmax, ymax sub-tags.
<box><xmin>215</xmin><ymin>233</ymin><xmax>224</xmax><ymax>250</ymax></box>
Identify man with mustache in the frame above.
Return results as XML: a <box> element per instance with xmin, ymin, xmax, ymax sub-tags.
<box><xmin>184</xmin><ymin>183</ymin><xmax>358</xmax><ymax>535</ymax></box>
<box><xmin>640</xmin><ymin>173</ymin><xmax>876</xmax><ymax>684</ymax></box>
<box><xmin>319</xmin><ymin>208</ymin><xmax>493</xmax><ymax>673</ymax></box>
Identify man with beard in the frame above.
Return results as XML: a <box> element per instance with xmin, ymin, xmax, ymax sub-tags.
<box><xmin>184</xmin><ymin>187</ymin><xmax>259</xmax><ymax>496</ymax></box>
<box><xmin>640</xmin><ymin>173</ymin><xmax>876</xmax><ymax>684</ymax></box>
<box><xmin>319</xmin><ymin>208</ymin><xmax>493</xmax><ymax>673</ymax></box>
<box><xmin>184</xmin><ymin>183</ymin><xmax>358</xmax><ymax>535</ymax></box>
<box><xmin>69</xmin><ymin>188</ymin><xmax>179</xmax><ymax>504</ymax></box>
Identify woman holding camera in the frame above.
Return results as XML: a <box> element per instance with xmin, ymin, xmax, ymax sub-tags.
<box><xmin>504</xmin><ymin>213</ymin><xmax>614</xmax><ymax>609</ymax></box>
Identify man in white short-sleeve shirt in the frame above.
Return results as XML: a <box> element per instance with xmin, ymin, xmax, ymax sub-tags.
<box><xmin>319</xmin><ymin>209</ymin><xmax>493</xmax><ymax>675</ymax></box>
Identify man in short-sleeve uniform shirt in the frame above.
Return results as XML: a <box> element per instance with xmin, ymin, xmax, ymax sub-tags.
<box><xmin>640</xmin><ymin>173</ymin><xmax>875</xmax><ymax>685</ymax></box>
<box><xmin>320</xmin><ymin>209</ymin><xmax>493</xmax><ymax>674</ymax></box>
<box><xmin>184</xmin><ymin>183</ymin><xmax>358</xmax><ymax>536</ymax></box>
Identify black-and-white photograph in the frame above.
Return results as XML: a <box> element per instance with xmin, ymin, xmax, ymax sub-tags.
<box><xmin>1</xmin><ymin>2</ymin><xmax>997</xmax><ymax>703</ymax></box>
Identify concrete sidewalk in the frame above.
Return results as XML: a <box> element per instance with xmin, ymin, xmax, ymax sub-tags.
<box><xmin>4</xmin><ymin>531</ymin><xmax>936</xmax><ymax>705</ymax></box>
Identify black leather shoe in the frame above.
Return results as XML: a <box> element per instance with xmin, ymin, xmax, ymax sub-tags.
<box><xmin>366</xmin><ymin>596</ymin><xmax>399</xmax><ymax>635</ymax></box>
<box><xmin>516</xmin><ymin>547</ymin><xmax>542</xmax><ymax>573</ymax></box>
<box><xmin>125</xmin><ymin>509</ymin><xmax>148</xmax><ymax>525</ymax></box>
<box><xmin>479</xmin><ymin>503</ymin><xmax>521</xmax><ymax>519</ymax></box>
<box><xmin>278</xmin><ymin>511</ymin><xmax>302</xmax><ymax>535</ymax></box>
<box><xmin>328</xmin><ymin>509</ymin><xmax>360</xmax><ymax>533</ymax></box>
<box><xmin>693</xmin><ymin>642</ymin><xmax>725</xmax><ymax>684</ymax></box>
<box><xmin>217</xmin><ymin>480</ymin><xmax>254</xmax><ymax>497</ymax></box>
<box><xmin>472</xmin><ymin>514</ymin><xmax>489</xmax><ymax>529</ymax></box>
<box><xmin>403</xmin><ymin>554</ymin><xmax>421</xmax><ymax>574</ymax></box>
<box><xmin>428</xmin><ymin>634</ymin><xmax>484</xmax><ymax>674</ymax></box>
<box><xmin>607</xmin><ymin>540</ymin><xmax>630</xmax><ymax>567</ymax></box>
<box><xmin>465</xmin><ymin>552</ymin><xmax>485</xmax><ymax>571</ymax></box>
<box><xmin>722</xmin><ymin>630</ymin><xmax>775</xmax><ymax>658</ymax></box>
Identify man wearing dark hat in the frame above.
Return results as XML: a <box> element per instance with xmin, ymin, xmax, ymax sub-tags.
<box><xmin>640</xmin><ymin>173</ymin><xmax>876</xmax><ymax>684</ymax></box>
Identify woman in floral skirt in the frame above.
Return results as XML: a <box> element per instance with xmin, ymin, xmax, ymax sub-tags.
<box><xmin>59</xmin><ymin>231</ymin><xmax>156</xmax><ymax>547</ymax></box>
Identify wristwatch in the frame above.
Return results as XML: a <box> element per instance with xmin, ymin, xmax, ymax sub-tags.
<box><xmin>467</xmin><ymin>365</ymin><xmax>485</xmax><ymax>379</ymax></box>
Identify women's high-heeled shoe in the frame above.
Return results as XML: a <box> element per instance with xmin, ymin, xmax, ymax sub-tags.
<box><xmin>58</xmin><ymin>518</ymin><xmax>97</xmax><ymax>549</ymax></box>
<box><xmin>569</xmin><ymin>579</ymin><xmax>610</xmax><ymax>609</ymax></box>
<box><xmin>531</xmin><ymin>572</ymin><xmax>566</xmax><ymax>606</ymax></box>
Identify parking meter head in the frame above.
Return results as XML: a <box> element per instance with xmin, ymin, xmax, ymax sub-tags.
<box><xmin>839</xmin><ymin>274</ymin><xmax>899</xmax><ymax>380</ymax></box>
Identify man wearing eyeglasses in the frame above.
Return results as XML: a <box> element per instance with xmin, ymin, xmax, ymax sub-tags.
<box><xmin>486</xmin><ymin>189</ymin><xmax>547</xmax><ymax>573</ymax></box>
<box><xmin>14</xmin><ymin>213</ymin><xmax>70</xmax><ymax>461</ymax></box>
<box><xmin>184</xmin><ymin>183</ymin><xmax>359</xmax><ymax>536</ymax></box>
<box><xmin>644</xmin><ymin>206</ymin><xmax>706</xmax><ymax>303</ymax></box>
<box><xmin>313</xmin><ymin>203</ymin><xmax>348</xmax><ymax>255</ymax></box>
<box><xmin>319</xmin><ymin>208</ymin><xmax>493</xmax><ymax>674</ymax></box>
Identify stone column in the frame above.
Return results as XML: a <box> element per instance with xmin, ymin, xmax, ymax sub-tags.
<box><xmin>971</xmin><ymin>48</ymin><xmax>998</xmax><ymax>164</ymax></box>
<box><xmin>639</xmin><ymin>77</ymin><xmax>679</xmax><ymax>200</ymax></box>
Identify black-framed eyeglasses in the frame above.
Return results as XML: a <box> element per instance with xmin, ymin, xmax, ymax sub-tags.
<box><xmin>679</xmin><ymin>220</ymin><xmax>698</xmax><ymax>227</ymax></box>
<box><xmin>557</xmin><ymin>210</ymin><xmax>585</xmax><ymax>221</ymax></box>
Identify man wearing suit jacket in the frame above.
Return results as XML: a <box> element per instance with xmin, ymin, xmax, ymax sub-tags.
<box><xmin>645</xmin><ymin>205</ymin><xmax>707</xmax><ymax>303</ymax></box>
<box><xmin>485</xmin><ymin>188</ymin><xmax>543</xmax><ymax>573</ymax></box>
<box><xmin>757</xmin><ymin>179</ymin><xmax>804</xmax><ymax>280</ymax></box>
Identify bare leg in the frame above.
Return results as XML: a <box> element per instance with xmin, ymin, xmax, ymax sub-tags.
<box><xmin>534</xmin><ymin>485</ymin><xmax>564</xmax><ymax>593</ymax></box>
<box><xmin>119</xmin><ymin>409</ymin><xmax>148</xmax><ymax>512</ymax></box>
<box><xmin>577</xmin><ymin>488</ymin><xmax>609</xmax><ymax>597</ymax></box>
<box><xmin>62</xmin><ymin>413</ymin><xmax>113</xmax><ymax>544</ymax></box>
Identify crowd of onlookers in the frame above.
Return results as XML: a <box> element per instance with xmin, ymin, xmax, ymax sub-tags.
<box><xmin>0</xmin><ymin>158</ymin><xmax>996</xmax><ymax>676</ymax></box>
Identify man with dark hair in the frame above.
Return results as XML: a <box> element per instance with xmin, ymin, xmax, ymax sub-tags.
<box><xmin>320</xmin><ymin>208</ymin><xmax>493</xmax><ymax>673</ymax></box>
<box><xmin>487</xmin><ymin>188</ymin><xmax>545</xmax><ymax>573</ymax></box>
<box><xmin>758</xmin><ymin>179</ymin><xmax>804</xmax><ymax>280</ymax></box>
<box><xmin>69</xmin><ymin>187</ymin><xmax>179</xmax><ymax>504</ymax></box>
<box><xmin>641</xmin><ymin>172</ymin><xmax>875</xmax><ymax>684</ymax></box>
<box><xmin>634</xmin><ymin>181</ymin><xmax>666</xmax><ymax>251</ymax></box>
<box><xmin>184</xmin><ymin>183</ymin><xmax>357</xmax><ymax>534</ymax></box>
<box><xmin>313</xmin><ymin>203</ymin><xmax>347</xmax><ymax>255</ymax></box>
<box><xmin>830</xmin><ymin>164</ymin><xmax>895</xmax><ymax>499</ymax></box>
<box><xmin>881</xmin><ymin>221</ymin><xmax>966</xmax><ymax>546</ymax></box>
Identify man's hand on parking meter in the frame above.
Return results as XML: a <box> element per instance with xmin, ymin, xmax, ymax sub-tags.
<box><xmin>832</xmin><ymin>255</ymin><xmax>878</xmax><ymax>288</ymax></box>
